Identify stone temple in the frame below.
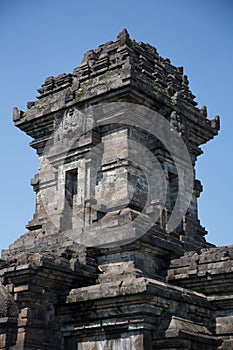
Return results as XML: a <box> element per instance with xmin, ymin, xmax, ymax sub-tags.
<box><xmin>0</xmin><ymin>29</ymin><xmax>232</xmax><ymax>349</ymax></box>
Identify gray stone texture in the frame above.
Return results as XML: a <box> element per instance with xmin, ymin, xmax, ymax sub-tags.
<box><xmin>1</xmin><ymin>29</ymin><xmax>231</xmax><ymax>349</ymax></box>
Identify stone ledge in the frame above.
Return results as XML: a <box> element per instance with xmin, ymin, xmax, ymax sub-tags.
<box><xmin>67</xmin><ymin>277</ymin><xmax>208</xmax><ymax>305</ymax></box>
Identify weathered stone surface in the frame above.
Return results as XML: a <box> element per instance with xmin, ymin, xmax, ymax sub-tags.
<box><xmin>1</xmin><ymin>29</ymin><xmax>231</xmax><ymax>349</ymax></box>
<box><xmin>0</xmin><ymin>283</ymin><xmax>18</xmax><ymax>318</ymax></box>
<box><xmin>0</xmin><ymin>283</ymin><xmax>18</xmax><ymax>349</ymax></box>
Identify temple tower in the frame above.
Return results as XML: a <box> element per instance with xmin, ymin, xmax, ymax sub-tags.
<box><xmin>1</xmin><ymin>30</ymin><xmax>230</xmax><ymax>350</ymax></box>
<box><xmin>11</xmin><ymin>29</ymin><xmax>219</xmax><ymax>252</ymax></box>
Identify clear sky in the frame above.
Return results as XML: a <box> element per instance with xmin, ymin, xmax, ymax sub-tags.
<box><xmin>0</xmin><ymin>0</ymin><xmax>233</xmax><ymax>251</ymax></box>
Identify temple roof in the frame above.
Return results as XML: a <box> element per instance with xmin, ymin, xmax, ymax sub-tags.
<box><xmin>37</xmin><ymin>28</ymin><xmax>196</xmax><ymax>106</ymax></box>
<box><xmin>13</xmin><ymin>29</ymin><xmax>219</xmax><ymax>146</ymax></box>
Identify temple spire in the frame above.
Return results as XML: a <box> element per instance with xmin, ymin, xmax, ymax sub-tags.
<box><xmin>117</xmin><ymin>28</ymin><xmax>130</xmax><ymax>44</ymax></box>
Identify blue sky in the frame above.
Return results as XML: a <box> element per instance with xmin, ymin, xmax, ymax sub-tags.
<box><xmin>0</xmin><ymin>0</ymin><xmax>232</xmax><ymax>251</ymax></box>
